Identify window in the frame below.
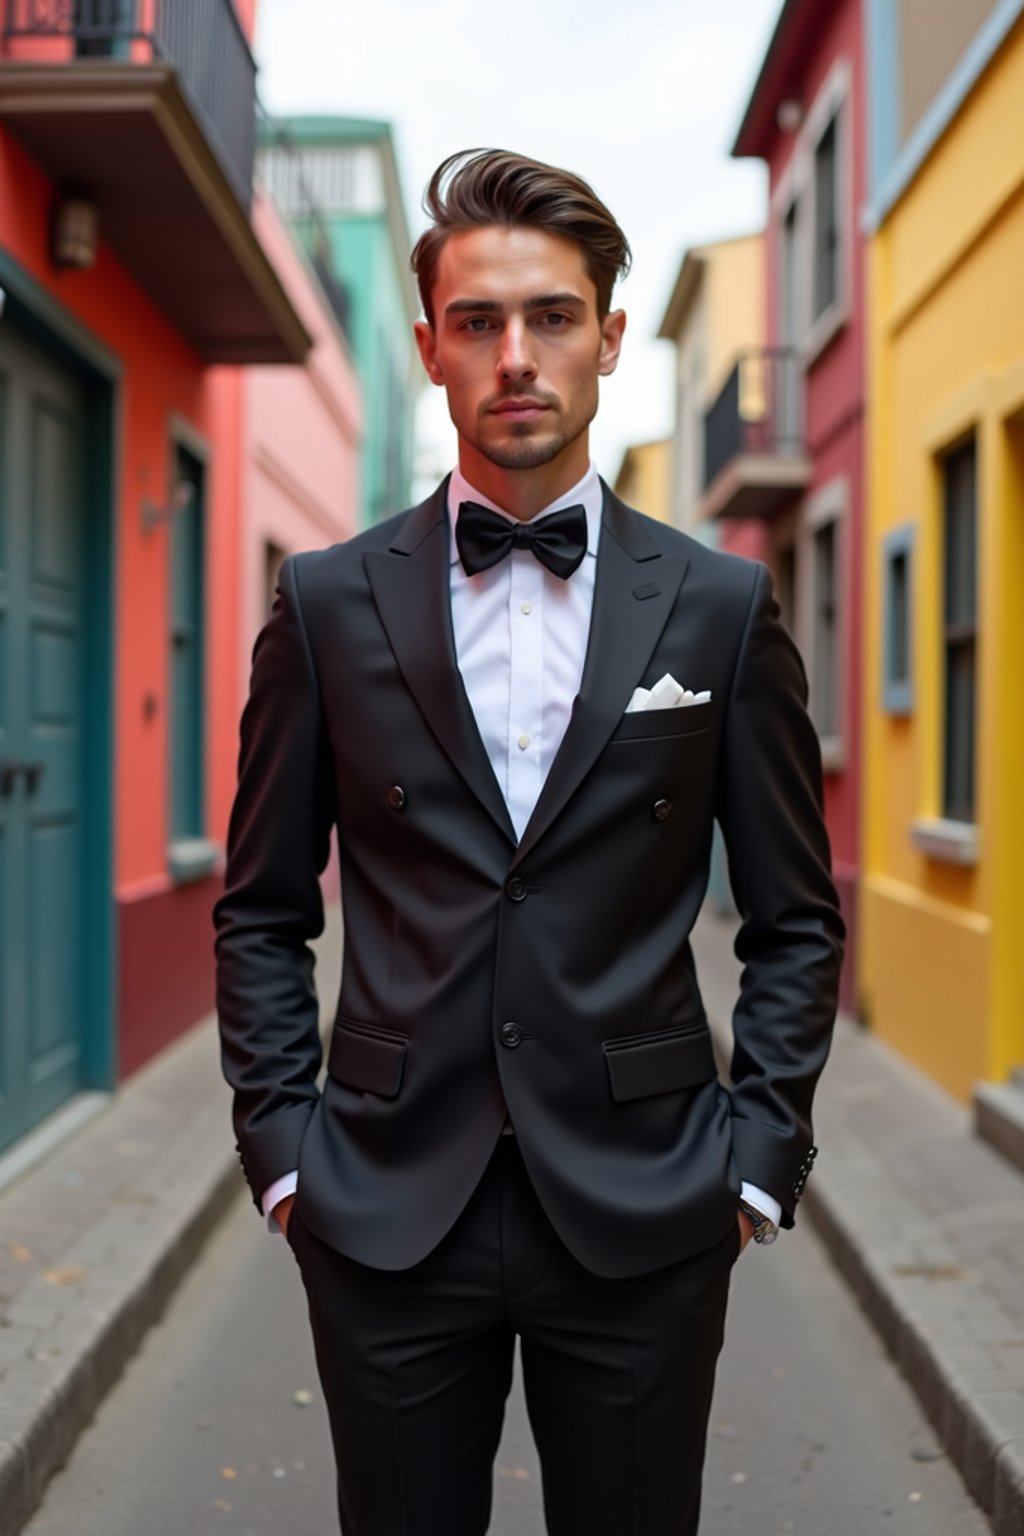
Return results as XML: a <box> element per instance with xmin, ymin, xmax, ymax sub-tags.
<box><xmin>169</xmin><ymin>443</ymin><xmax>205</xmax><ymax>844</ymax></box>
<box><xmin>795</xmin><ymin>478</ymin><xmax>846</xmax><ymax>765</ymax></box>
<box><xmin>811</xmin><ymin>519</ymin><xmax>838</xmax><ymax>737</ymax></box>
<box><xmin>941</xmin><ymin>439</ymin><xmax>978</xmax><ymax>822</ymax></box>
<box><xmin>264</xmin><ymin>541</ymin><xmax>287</xmax><ymax>620</ymax></box>
<box><xmin>775</xmin><ymin>541</ymin><xmax>797</xmax><ymax>635</ymax></box>
<box><xmin>771</xmin><ymin>60</ymin><xmax>850</xmax><ymax>363</ymax></box>
<box><xmin>813</xmin><ymin>115</ymin><xmax>839</xmax><ymax>320</ymax></box>
<box><xmin>883</xmin><ymin>527</ymin><xmax>914</xmax><ymax>713</ymax></box>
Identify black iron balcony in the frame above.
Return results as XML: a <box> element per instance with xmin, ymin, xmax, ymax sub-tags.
<box><xmin>4</xmin><ymin>0</ymin><xmax>256</xmax><ymax>207</ymax></box>
<box><xmin>700</xmin><ymin>348</ymin><xmax>811</xmax><ymax>520</ymax></box>
<box><xmin>0</xmin><ymin>0</ymin><xmax>309</xmax><ymax>362</ymax></box>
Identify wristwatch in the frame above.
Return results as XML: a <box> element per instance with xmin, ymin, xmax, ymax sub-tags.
<box><xmin>738</xmin><ymin>1197</ymin><xmax>779</xmax><ymax>1246</ymax></box>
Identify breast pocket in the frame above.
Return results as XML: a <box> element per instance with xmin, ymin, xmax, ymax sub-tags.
<box><xmin>607</xmin><ymin>702</ymin><xmax>712</xmax><ymax>743</ymax></box>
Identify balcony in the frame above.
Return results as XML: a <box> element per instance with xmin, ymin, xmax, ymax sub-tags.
<box><xmin>0</xmin><ymin>0</ymin><xmax>310</xmax><ymax>363</ymax></box>
<box><xmin>699</xmin><ymin>349</ymin><xmax>811</xmax><ymax>521</ymax></box>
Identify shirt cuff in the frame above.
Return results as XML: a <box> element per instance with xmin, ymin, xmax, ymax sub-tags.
<box><xmin>740</xmin><ymin>1181</ymin><xmax>782</xmax><ymax>1231</ymax></box>
<box><xmin>261</xmin><ymin>1170</ymin><xmax>299</xmax><ymax>1234</ymax></box>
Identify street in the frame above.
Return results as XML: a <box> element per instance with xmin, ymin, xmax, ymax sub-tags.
<box><xmin>22</xmin><ymin>1188</ymin><xmax>988</xmax><ymax>1536</ymax></box>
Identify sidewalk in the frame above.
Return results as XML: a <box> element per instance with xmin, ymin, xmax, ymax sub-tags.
<box><xmin>2</xmin><ymin>904</ymin><xmax>1022</xmax><ymax>1534</ymax></box>
<box><xmin>693</xmin><ymin>909</ymin><xmax>1024</xmax><ymax>1536</ymax></box>
<box><xmin>0</xmin><ymin>908</ymin><xmax>343</xmax><ymax>1535</ymax></box>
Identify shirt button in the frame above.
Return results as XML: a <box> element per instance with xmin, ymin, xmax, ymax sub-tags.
<box><xmin>500</xmin><ymin>1022</ymin><xmax>523</xmax><ymax>1048</ymax></box>
<box><xmin>517</xmin><ymin>734</ymin><xmax>530</xmax><ymax>751</ymax></box>
<box><xmin>520</xmin><ymin>601</ymin><xmax>532</xmax><ymax>615</ymax></box>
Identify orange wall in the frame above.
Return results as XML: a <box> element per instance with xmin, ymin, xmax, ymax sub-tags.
<box><xmin>0</xmin><ymin>128</ymin><xmax>226</xmax><ymax>892</ymax></box>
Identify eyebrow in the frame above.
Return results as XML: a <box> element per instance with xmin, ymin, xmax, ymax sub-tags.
<box><xmin>444</xmin><ymin>293</ymin><xmax>587</xmax><ymax>316</ymax></box>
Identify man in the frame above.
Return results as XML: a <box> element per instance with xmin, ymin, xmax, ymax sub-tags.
<box><xmin>215</xmin><ymin>148</ymin><xmax>844</xmax><ymax>1536</ymax></box>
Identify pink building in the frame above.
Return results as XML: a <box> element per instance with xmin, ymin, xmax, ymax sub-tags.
<box><xmin>702</xmin><ymin>0</ymin><xmax>866</xmax><ymax>1012</ymax></box>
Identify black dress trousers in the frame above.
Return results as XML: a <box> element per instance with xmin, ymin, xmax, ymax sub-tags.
<box><xmin>288</xmin><ymin>1136</ymin><xmax>740</xmax><ymax>1536</ymax></box>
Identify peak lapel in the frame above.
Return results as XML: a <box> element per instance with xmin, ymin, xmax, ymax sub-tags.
<box><xmin>512</xmin><ymin>489</ymin><xmax>689</xmax><ymax>867</ymax></box>
<box><xmin>364</xmin><ymin>483</ymin><xmax>516</xmax><ymax>846</ymax></box>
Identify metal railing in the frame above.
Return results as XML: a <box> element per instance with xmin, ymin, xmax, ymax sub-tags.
<box><xmin>703</xmin><ymin>348</ymin><xmax>804</xmax><ymax>491</ymax></box>
<box><xmin>3</xmin><ymin>0</ymin><xmax>257</xmax><ymax>210</ymax></box>
<box><xmin>257</xmin><ymin>116</ymin><xmax>354</xmax><ymax>342</ymax></box>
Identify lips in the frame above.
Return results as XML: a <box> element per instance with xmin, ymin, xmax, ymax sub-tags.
<box><xmin>491</xmin><ymin>400</ymin><xmax>551</xmax><ymax>418</ymax></box>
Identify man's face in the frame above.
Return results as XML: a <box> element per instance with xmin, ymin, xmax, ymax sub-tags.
<box><xmin>414</xmin><ymin>226</ymin><xmax>625</xmax><ymax>480</ymax></box>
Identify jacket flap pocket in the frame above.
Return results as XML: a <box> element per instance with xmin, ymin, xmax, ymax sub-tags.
<box><xmin>603</xmin><ymin>1027</ymin><xmax>716</xmax><ymax>1102</ymax></box>
<box><xmin>327</xmin><ymin>1022</ymin><xmax>407</xmax><ymax>1097</ymax></box>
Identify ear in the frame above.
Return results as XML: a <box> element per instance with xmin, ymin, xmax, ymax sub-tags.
<box><xmin>414</xmin><ymin>320</ymin><xmax>445</xmax><ymax>386</ymax></box>
<box><xmin>598</xmin><ymin>309</ymin><xmax>626</xmax><ymax>378</ymax></box>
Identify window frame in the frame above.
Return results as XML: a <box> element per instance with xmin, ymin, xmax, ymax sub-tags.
<box><xmin>795</xmin><ymin>476</ymin><xmax>848</xmax><ymax>771</ymax></box>
<box><xmin>165</xmin><ymin>416</ymin><xmax>219</xmax><ymax>885</ymax></box>
<box><xmin>882</xmin><ymin>524</ymin><xmax>914</xmax><ymax>715</ymax></box>
<box><xmin>770</xmin><ymin>57</ymin><xmax>853</xmax><ymax>369</ymax></box>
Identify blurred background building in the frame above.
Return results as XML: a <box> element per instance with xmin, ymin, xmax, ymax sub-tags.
<box><xmin>860</xmin><ymin>0</ymin><xmax>1024</xmax><ymax>1144</ymax></box>
<box><xmin>258</xmin><ymin>116</ymin><xmax>420</xmax><ymax>528</ymax></box>
<box><xmin>2</xmin><ymin>0</ymin><xmax>1024</xmax><ymax>1176</ymax></box>
<box><xmin>0</xmin><ymin>0</ymin><xmax>364</xmax><ymax>1156</ymax></box>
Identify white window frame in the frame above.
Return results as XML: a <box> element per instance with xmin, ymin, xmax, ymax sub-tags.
<box><xmin>795</xmin><ymin>476</ymin><xmax>848</xmax><ymax>771</ymax></box>
<box><xmin>770</xmin><ymin>57</ymin><xmax>853</xmax><ymax>369</ymax></box>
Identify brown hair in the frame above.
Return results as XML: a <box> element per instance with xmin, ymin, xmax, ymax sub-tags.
<box><xmin>411</xmin><ymin>148</ymin><xmax>632</xmax><ymax>327</ymax></box>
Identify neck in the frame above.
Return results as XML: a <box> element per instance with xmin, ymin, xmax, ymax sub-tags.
<box><xmin>458</xmin><ymin>438</ymin><xmax>591</xmax><ymax>521</ymax></box>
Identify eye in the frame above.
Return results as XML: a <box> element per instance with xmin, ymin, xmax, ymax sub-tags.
<box><xmin>460</xmin><ymin>316</ymin><xmax>494</xmax><ymax>333</ymax></box>
<box><xmin>539</xmin><ymin>312</ymin><xmax>570</xmax><ymax>327</ymax></box>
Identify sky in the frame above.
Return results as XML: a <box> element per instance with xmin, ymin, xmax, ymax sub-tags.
<box><xmin>254</xmin><ymin>0</ymin><xmax>784</xmax><ymax>495</ymax></box>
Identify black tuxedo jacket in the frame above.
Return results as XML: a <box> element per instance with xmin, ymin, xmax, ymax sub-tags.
<box><xmin>214</xmin><ymin>481</ymin><xmax>844</xmax><ymax>1279</ymax></box>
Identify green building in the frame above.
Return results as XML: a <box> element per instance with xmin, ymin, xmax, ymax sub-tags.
<box><xmin>260</xmin><ymin>117</ymin><xmax>420</xmax><ymax>527</ymax></box>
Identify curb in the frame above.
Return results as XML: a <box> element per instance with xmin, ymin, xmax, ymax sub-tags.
<box><xmin>803</xmin><ymin>1178</ymin><xmax>1024</xmax><ymax>1536</ymax></box>
<box><xmin>0</xmin><ymin>1130</ymin><xmax>243</xmax><ymax>1535</ymax></box>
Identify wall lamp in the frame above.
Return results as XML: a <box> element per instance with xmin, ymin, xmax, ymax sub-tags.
<box><xmin>142</xmin><ymin>479</ymin><xmax>194</xmax><ymax>535</ymax></box>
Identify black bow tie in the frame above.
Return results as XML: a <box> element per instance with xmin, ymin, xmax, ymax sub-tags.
<box><xmin>456</xmin><ymin>501</ymin><xmax>588</xmax><ymax>581</ymax></box>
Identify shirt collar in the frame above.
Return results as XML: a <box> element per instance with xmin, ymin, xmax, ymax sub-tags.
<box><xmin>448</xmin><ymin>463</ymin><xmax>603</xmax><ymax>570</ymax></box>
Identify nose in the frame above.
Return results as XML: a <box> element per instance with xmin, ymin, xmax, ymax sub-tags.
<box><xmin>497</xmin><ymin>318</ymin><xmax>536</xmax><ymax>384</ymax></box>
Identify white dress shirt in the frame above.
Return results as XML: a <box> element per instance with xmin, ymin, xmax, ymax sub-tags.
<box><xmin>263</xmin><ymin>464</ymin><xmax>781</xmax><ymax>1235</ymax></box>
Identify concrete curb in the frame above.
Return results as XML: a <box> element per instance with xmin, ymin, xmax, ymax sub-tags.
<box><xmin>803</xmin><ymin>1176</ymin><xmax>1024</xmax><ymax>1536</ymax></box>
<box><xmin>0</xmin><ymin>1076</ymin><xmax>244</xmax><ymax>1535</ymax></box>
<box><xmin>696</xmin><ymin>912</ymin><xmax>1024</xmax><ymax>1536</ymax></box>
<box><xmin>0</xmin><ymin>907</ymin><xmax>343</xmax><ymax>1536</ymax></box>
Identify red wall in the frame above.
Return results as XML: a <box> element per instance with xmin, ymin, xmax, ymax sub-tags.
<box><xmin>758</xmin><ymin>0</ymin><xmax>865</xmax><ymax>1010</ymax></box>
<box><xmin>0</xmin><ymin>125</ymin><xmax>238</xmax><ymax>1072</ymax></box>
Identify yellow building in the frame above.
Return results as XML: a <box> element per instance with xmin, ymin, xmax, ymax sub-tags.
<box><xmin>613</xmin><ymin>439</ymin><xmax>671</xmax><ymax>524</ymax></box>
<box><xmin>656</xmin><ymin>233</ymin><xmax>765</xmax><ymax>537</ymax></box>
<box><xmin>862</xmin><ymin>0</ymin><xmax>1024</xmax><ymax>1103</ymax></box>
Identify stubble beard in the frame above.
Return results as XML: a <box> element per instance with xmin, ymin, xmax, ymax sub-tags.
<box><xmin>468</xmin><ymin>386</ymin><xmax>598</xmax><ymax>472</ymax></box>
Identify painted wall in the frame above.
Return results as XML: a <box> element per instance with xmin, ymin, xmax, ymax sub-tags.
<box><xmin>613</xmin><ymin>440</ymin><xmax>671</xmax><ymax>523</ymax></box>
<box><xmin>862</xmin><ymin>14</ymin><xmax>1024</xmax><ymax>1096</ymax></box>
<box><xmin>756</xmin><ymin>0</ymin><xmax>866</xmax><ymax>1012</ymax></box>
<box><xmin>0</xmin><ymin>123</ymin><xmax>229</xmax><ymax>1076</ymax></box>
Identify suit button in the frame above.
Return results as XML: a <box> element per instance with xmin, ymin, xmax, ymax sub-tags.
<box><xmin>386</xmin><ymin>785</ymin><xmax>406</xmax><ymax>811</ymax></box>
<box><xmin>505</xmin><ymin>876</ymin><xmax>528</xmax><ymax>902</ymax></box>
<box><xmin>500</xmin><ymin>1022</ymin><xmax>523</xmax><ymax>1048</ymax></box>
<box><xmin>653</xmin><ymin>798</ymin><xmax>672</xmax><ymax>821</ymax></box>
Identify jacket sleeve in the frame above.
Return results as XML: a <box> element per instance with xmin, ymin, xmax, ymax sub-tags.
<box><xmin>213</xmin><ymin>555</ymin><xmax>337</xmax><ymax>1209</ymax></box>
<box><xmin>714</xmin><ymin>562</ymin><xmax>845</xmax><ymax>1226</ymax></box>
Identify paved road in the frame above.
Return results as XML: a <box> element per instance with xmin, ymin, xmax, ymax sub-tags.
<box><xmin>23</xmin><ymin>1192</ymin><xmax>989</xmax><ymax>1536</ymax></box>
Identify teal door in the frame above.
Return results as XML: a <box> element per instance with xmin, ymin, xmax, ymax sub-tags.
<box><xmin>0</xmin><ymin>319</ymin><xmax>90</xmax><ymax>1152</ymax></box>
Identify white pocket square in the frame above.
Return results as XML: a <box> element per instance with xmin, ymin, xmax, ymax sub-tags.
<box><xmin>625</xmin><ymin>673</ymin><xmax>712</xmax><ymax>714</ymax></box>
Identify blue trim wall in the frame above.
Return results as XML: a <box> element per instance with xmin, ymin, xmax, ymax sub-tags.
<box><xmin>866</xmin><ymin>0</ymin><xmax>1024</xmax><ymax>228</ymax></box>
